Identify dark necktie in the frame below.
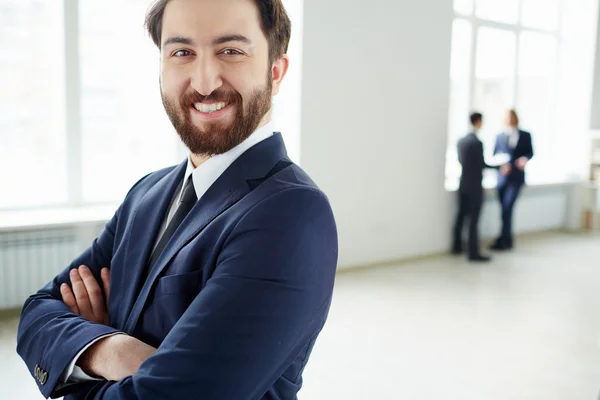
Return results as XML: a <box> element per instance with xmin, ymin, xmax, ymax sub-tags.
<box><xmin>146</xmin><ymin>175</ymin><xmax>197</xmax><ymax>275</ymax></box>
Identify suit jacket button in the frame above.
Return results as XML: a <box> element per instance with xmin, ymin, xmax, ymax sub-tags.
<box><xmin>41</xmin><ymin>371</ymin><xmax>48</xmax><ymax>385</ymax></box>
<box><xmin>34</xmin><ymin>365</ymin><xmax>40</xmax><ymax>381</ymax></box>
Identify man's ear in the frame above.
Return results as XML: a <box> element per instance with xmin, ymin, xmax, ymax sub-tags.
<box><xmin>270</xmin><ymin>55</ymin><xmax>290</xmax><ymax>96</ymax></box>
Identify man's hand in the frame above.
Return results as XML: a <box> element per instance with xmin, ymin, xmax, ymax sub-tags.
<box><xmin>60</xmin><ymin>266</ymin><xmax>157</xmax><ymax>380</ymax></box>
<box><xmin>500</xmin><ymin>163</ymin><xmax>512</xmax><ymax>176</ymax></box>
<box><xmin>78</xmin><ymin>334</ymin><xmax>157</xmax><ymax>381</ymax></box>
<box><xmin>515</xmin><ymin>156</ymin><xmax>528</xmax><ymax>171</ymax></box>
<box><xmin>60</xmin><ymin>266</ymin><xmax>110</xmax><ymax>325</ymax></box>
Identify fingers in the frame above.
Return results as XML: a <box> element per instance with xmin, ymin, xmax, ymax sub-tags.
<box><xmin>70</xmin><ymin>268</ymin><xmax>94</xmax><ymax>320</ymax></box>
<box><xmin>101</xmin><ymin>268</ymin><xmax>110</xmax><ymax>309</ymax></box>
<box><xmin>60</xmin><ymin>283</ymin><xmax>79</xmax><ymax>315</ymax></box>
<box><xmin>78</xmin><ymin>265</ymin><xmax>105</xmax><ymax>321</ymax></box>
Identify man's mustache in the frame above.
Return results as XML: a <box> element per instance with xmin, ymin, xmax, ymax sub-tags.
<box><xmin>181</xmin><ymin>90</ymin><xmax>241</xmax><ymax>104</ymax></box>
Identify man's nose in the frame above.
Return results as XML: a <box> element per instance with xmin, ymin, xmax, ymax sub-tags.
<box><xmin>190</xmin><ymin>57</ymin><xmax>223</xmax><ymax>97</ymax></box>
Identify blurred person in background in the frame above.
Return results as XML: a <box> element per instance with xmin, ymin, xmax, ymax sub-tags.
<box><xmin>16</xmin><ymin>0</ymin><xmax>338</xmax><ymax>399</ymax></box>
<box><xmin>452</xmin><ymin>112</ymin><xmax>509</xmax><ymax>262</ymax></box>
<box><xmin>489</xmin><ymin>109</ymin><xmax>534</xmax><ymax>251</ymax></box>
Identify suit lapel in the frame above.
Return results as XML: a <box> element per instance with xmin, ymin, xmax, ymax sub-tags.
<box><xmin>123</xmin><ymin>133</ymin><xmax>289</xmax><ymax>334</ymax></box>
<box><xmin>503</xmin><ymin>132</ymin><xmax>510</xmax><ymax>151</ymax></box>
<box><xmin>515</xmin><ymin>130</ymin><xmax>523</xmax><ymax>151</ymax></box>
<box><xmin>115</xmin><ymin>161</ymin><xmax>186</xmax><ymax>329</ymax></box>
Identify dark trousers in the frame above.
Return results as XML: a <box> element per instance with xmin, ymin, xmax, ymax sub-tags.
<box><xmin>452</xmin><ymin>189</ymin><xmax>483</xmax><ymax>257</ymax></box>
<box><xmin>497</xmin><ymin>182</ymin><xmax>522</xmax><ymax>247</ymax></box>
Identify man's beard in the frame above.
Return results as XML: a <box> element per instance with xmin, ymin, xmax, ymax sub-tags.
<box><xmin>161</xmin><ymin>80</ymin><xmax>272</xmax><ymax>156</ymax></box>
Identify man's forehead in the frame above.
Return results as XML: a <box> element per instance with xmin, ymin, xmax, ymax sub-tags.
<box><xmin>162</xmin><ymin>0</ymin><xmax>260</xmax><ymax>38</ymax></box>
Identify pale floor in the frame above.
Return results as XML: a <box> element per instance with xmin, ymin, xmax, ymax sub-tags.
<box><xmin>1</xmin><ymin>233</ymin><xmax>599</xmax><ymax>399</ymax></box>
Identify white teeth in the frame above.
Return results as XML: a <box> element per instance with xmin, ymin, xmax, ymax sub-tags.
<box><xmin>194</xmin><ymin>102</ymin><xmax>227</xmax><ymax>113</ymax></box>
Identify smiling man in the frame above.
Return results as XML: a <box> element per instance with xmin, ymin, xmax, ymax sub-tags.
<box><xmin>16</xmin><ymin>1</ymin><xmax>338</xmax><ymax>399</ymax></box>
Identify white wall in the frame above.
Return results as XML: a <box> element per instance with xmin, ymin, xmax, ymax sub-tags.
<box><xmin>588</xmin><ymin>0</ymin><xmax>600</xmax><ymax>130</ymax></box>
<box><xmin>556</xmin><ymin>0</ymin><xmax>599</xmax><ymax>180</ymax></box>
<box><xmin>300</xmin><ymin>0</ymin><xmax>596</xmax><ymax>269</ymax></box>
<box><xmin>272</xmin><ymin>0</ymin><xmax>303</xmax><ymax>164</ymax></box>
<box><xmin>300</xmin><ymin>0</ymin><xmax>452</xmax><ymax>268</ymax></box>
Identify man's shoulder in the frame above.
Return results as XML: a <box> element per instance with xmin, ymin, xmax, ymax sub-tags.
<box><xmin>283</xmin><ymin>162</ymin><xmax>320</xmax><ymax>188</ymax></box>
<box><xmin>459</xmin><ymin>134</ymin><xmax>480</xmax><ymax>147</ymax></box>
<box><xmin>144</xmin><ymin>164</ymin><xmax>179</xmax><ymax>183</ymax></box>
<box><xmin>263</xmin><ymin>162</ymin><xmax>324</xmax><ymax>196</ymax></box>
<box><xmin>519</xmin><ymin>129</ymin><xmax>532</xmax><ymax>137</ymax></box>
<box><xmin>246</xmin><ymin>161</ymin><xmax>331</xmax><ymax>212</ymax></box>
<box><xmin>124</xmin><ymin>164</ymin><xmax>180</xmax><ymax>199</ymax></box>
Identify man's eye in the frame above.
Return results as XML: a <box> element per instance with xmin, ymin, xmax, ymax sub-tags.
<box><xmin>173</xmin><ymin>50</ymin><xmax>192</xmax><ymax>57</ymax></box>
<box><xmin>221</xmin><ymin>49</ymin><xmax>243</xmax><ymax>56</ymax></box>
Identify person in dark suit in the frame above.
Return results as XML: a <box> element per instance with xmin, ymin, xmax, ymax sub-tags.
<box><xmin>16</xmin><ymin>1</ymin><xmax>338</xmax><ymax>399</ymax></box>
<box><xmin>489</xmin><ymin>109</ymin><xmax>534</xmax><ymax>251</ymax></box>
<box><xmin>452</xmin><ymin>112</ymin><xmax>509</xmax><ymax>262</ymax></box>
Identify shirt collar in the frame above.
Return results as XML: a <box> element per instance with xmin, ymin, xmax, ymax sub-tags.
<box><xmin>181</xmin><ymin>121</ymin><xmax>275</xmax><ymax>201</ymax></box>
<box><xmin>506</xmin><ymin>127</ymin><xmax>519</xmax><ymax>136</ymax></box>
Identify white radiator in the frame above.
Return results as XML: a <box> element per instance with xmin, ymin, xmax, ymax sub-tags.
<box><xmin>0</xmin><ymin>228</ymin><xmax>80</xmax><ymax>310</ymax></box>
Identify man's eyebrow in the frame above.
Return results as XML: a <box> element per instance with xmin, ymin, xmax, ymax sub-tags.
<box><xmin>163</xmin><ymin>36</ymin><xmax>195</xmax><ymax>47</ymax></box>
<box><xmin>213</xmin><ymin>34</ymin><xmax>253</xmax><ymax>46</ymax></box>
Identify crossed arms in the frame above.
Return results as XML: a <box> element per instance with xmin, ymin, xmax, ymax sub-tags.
<box><xmin>17</xmin><ymin>188</ymin><xmax>338</xmax><ymax>399</ymax></box>
<box><xmin>59</xmin><ymin>266</ymin><xmax>156</xmax><ymax>382</ymax></box>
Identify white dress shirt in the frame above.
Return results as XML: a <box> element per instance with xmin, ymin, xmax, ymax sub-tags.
<box><xmin>506</xmin><ymin>127</ymin><xmax>520</xmax><ymax>149</ymax></box>
<box><xmin>61</xmin><ymin>122</ymin><xmax>275</xmax><ymax>384</ymax></box>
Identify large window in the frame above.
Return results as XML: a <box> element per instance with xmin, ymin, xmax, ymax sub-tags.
<box><xmin>446</xmin><ymin>0</ymin><xmax>562</xmax><ymax>188</ymax></box>
<box><xmin>79</xmin><ymin>0</ymin><xmax>176</xmax><ymax>203</ymax></box>
<box><xmin>0</xmin><ymin>1</ymin><xmax>67</xmax><ymax>208</ymax></box>
<box><xmin>0</xmin><ymin>0</ymin><xmax>302</xmax><ymax>211</ymax></box>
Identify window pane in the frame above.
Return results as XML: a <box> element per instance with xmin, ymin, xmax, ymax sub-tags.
<box><xmin>473</xmin><ymin>27</ymin><xmax>516</xmax><ymax>147</ymax></box>
<box><xmin>475</xmin><ymin>0</ymin><xmax>520</xmax><ymax>24</ymax></box>
<box><xmin>80</xmin><ymin>0</ymin><xmax>178</xmax><ymax>203</ymax></box>
<box><xmin>517</xmin><ymin>31</ymin><xmax>558</xmax><ymax>171</ymax></box>
<box><xmin>0</xmin><ymin>0</ymin><xmax>67</xmax><ymax>208</ymax></box>
<box><xmin>521</xmin><ymin>0</ymin><xmax>560</xmax><ymax>31</ymax></box>
<box><xmin>454</xmin><ymin>0</ymin><xmax>474</xmax><ymax>16</ymax></box>
<box><xmin>446</xmin><ymin>20</ymin><xmax>473</xmax><ymax>181</ymax></box>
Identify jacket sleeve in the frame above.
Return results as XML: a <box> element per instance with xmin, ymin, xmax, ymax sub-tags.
<box><xmin>77</xmin><ymin>187</ymin><xmax>338</xmax><ymax>400</ymax></box>
<box><xmin>16</xmin><ymin>209</ymin><xmax>122</xmax><ymax>399</ymax></box>
<box><xmin>16</xmin><ymin>174</ymin><xmax>150</xmax><ymax>399</ymax></box>
<box><xmin>479</xmin><ymin>141</ymin><xmax>499</xmax><ymax>170</ymax></box>
<box><xmin>493</xmin><ymin>134</ymin><xmax>500</xmax><ymax>156</ymax></box>
<box><xmin>457</xmin><ymin>139</ymin><xmax>466</xmax><ymax>166</ymax></box>
<box><xmin>523</xmin><ymin>132</ymin><xmax>534</xmax><ymax>160</ymax></box>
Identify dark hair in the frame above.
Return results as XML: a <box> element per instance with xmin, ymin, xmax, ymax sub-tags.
<box><xmin>145</xmin><ymin>0</ymin><xmax>291</xmax><ymax>63</ymax></box>
<box><xmin>470</xmin><ymin>112</ymin><xmax>483</xmax><ymax>126</ymax></box>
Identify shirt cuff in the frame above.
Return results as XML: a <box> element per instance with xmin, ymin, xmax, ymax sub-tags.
<box><xmin>60</xmin><ymin>332</ymin><xmax>124</xmax><ymax>384</ymax></box>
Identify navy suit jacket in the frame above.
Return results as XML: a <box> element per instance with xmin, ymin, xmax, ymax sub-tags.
<box><xmin>16</xmin><ymin>134</ymin><xmax>338</xmax><ymax>400</ymax></box>
<box><xmin>457</xmin><ymin>133</ymin><xmax>498</xmax><ymax>194</ymax></box>
<box><xmin>493</xmin><ymin>130</ymin><xmax>534</xmax><ymax>187</ymax></box>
